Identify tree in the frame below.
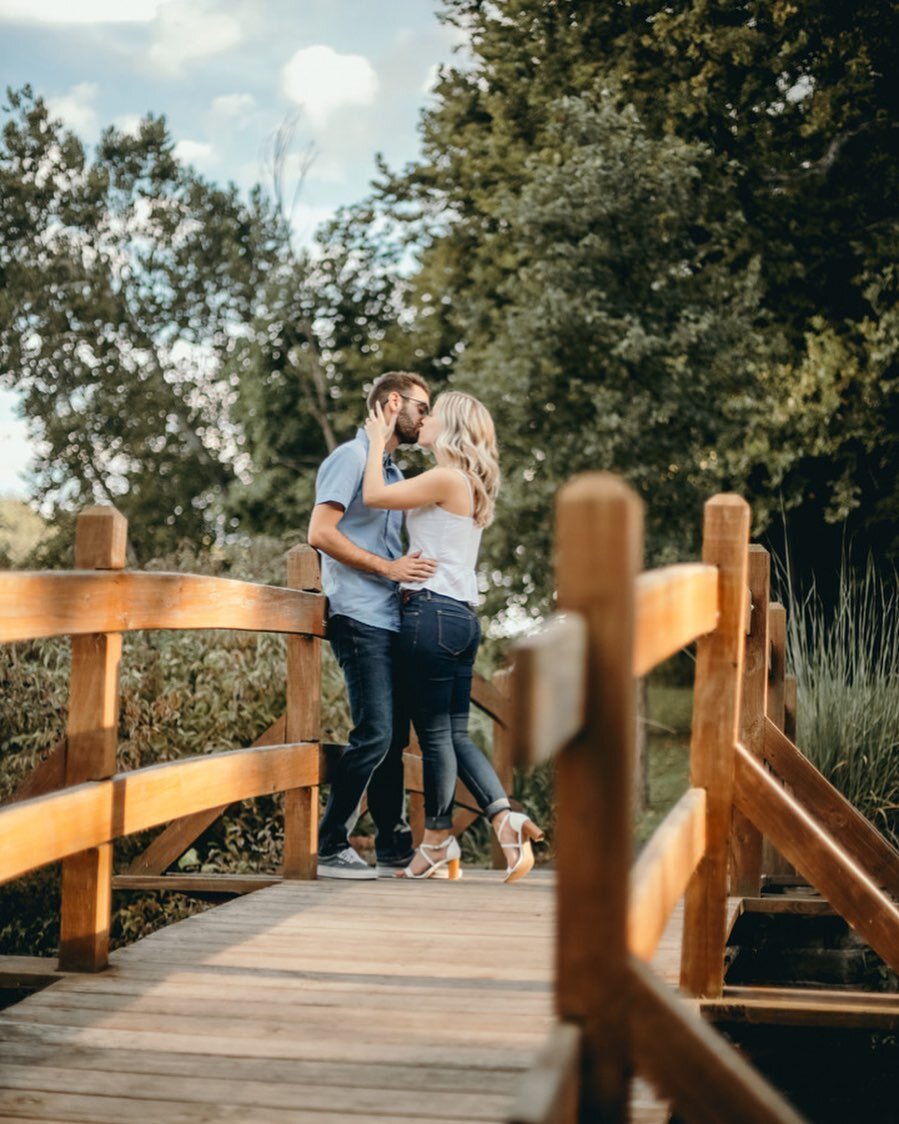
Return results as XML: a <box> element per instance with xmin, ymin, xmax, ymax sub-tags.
<box><xmin>378</xmin><ymin>0</ymin><xmax>899</xmax><ymax>610</ymax></box>
<box><xmin>0</xmin><ymin>86</ymin><xmax>280</xmax><ymax>559</ymax></box>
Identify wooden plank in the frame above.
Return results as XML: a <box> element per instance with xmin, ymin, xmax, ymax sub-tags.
<box><xmin>734</xmin><ymin>742</ymin><xmax>899</xmax><ymax>973</ymax></box>
<box><xmin>59</xmin><ymin>507</ymin><xmax>126</xmax><ymax>973</ymax></box>
<box><xmin>738</xmin><ymin>896</ymin><xmax>835</xmax><ymax>916</ymax></box>
<box><xmin>471</xmin><ymin>670</ymin><xmax>511</xmax><ymax>728</ymax></box>
<box><xmin>507</xmin><ymin>1022</ymin><xmax>580</xmax><ymax>1124</ymax></box>
<box><xmin>0</xmin><ymin>1038</ymin><xmax>525</xmax><ymax>1095</ymax></box>
<box><xmin>633</xmin><ymin>563</ymin><xmax>718</xmax><ymax>677</ymax></box>
<box><xmin>629</xmin><ymin>787</ymin><xmax>706</xmax><ymax>961</ymax></box>
<box><xmin>0</xmin><ymin>572</ymin><xmax>325</xmax><ymax>643</ymax></box>
<box><xmin>680</xmin><ymin>494</ymin><xmax>750</xmax><ymax>998</ymax></box>
<box><xmin>701</xmin><ymin>989</ymin><xmax>899</xmax><ymax>1031</ymax></box>
<box><xmin>762</xmin><ymin>718</ymin><xmax>899</xmax><ymax>899</ymax></box>
<box><xmin>784</xmin><ymin>675</ymin><xmax>797</xmax><ymax>742</ymax></box>
<box><xmin>0</xmin><ymin>742</ymin><xmax>319</xmax><ymax>884</ymax></box>
<box><xmin>554</xmin><ymin>473</ymin><xmax>641</xmax><ymax>1121</ymax></box>
<box><xmin>629</xmin><ymin>956</ymin><xmax>805</xmax><ymax>1124</ymax></box>
<box><xmin>509</xmin><ymin>613</ymin><xmax>587</xmax><ymax>767</ymax></box>
<box><xmin>111</xmin><ymin>874</ymin><xmax>280</xmax><ymax>894</ymax></box>
<box><xmin>124</xmin><ymin>716</ymin><xmax>288</xmax><ymax>875</ymax></box>
<box><xmin>283</xmin><ymin>546</ymin><xmax>321</xmax><ymax>879</ymax></box>
<box><xmin>0</xmin><ymin>1063</ymin><xmax>512</xmax><ymax>1121</ymax></box>
<box><xmin>766</xmin><ymin>603</ymin><xmax>786</xmax><ymax>729</ymax></box>
<box><xmin>0</xmin><ymin>958</ymin><xmax>72</xmax><ymax>990</ymax></box>
<box><xmin>730</xmin><ymin>545</ymin><xmax>769</xmax><ymax>896</ymax></box>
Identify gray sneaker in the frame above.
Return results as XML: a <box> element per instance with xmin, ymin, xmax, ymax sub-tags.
<box><xmin>317</xmin><ymin>846</ymin><xmax>377</xmax><ymax>880</ymax></box>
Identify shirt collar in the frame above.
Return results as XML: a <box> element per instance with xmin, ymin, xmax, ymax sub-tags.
<box><xmin>356</xmin><ymin>427</ymin><xmax>394</xmax><ymax>468</ymax></box>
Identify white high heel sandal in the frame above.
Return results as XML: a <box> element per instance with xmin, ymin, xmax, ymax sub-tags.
<box><xmin>396</xmin><ymin>835</ymin><xmax>463</xmax><ymax>880</ymax></box>
<box><xmin>494</xmin><ymin>811</ymin><xmax>545</xmax><ymax>883</ymax></box>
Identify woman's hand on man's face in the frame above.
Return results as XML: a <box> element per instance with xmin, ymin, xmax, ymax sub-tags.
<box><xmin>365</xmin><ymin>402</ymin><xmax>396</xmax><ymax>444</ymax></box>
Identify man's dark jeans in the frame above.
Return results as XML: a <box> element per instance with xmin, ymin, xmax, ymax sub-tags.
<box><xmin>318</xmin><ymin>613</ymin><xmax>411</xmax><ymax>860</ymax></box>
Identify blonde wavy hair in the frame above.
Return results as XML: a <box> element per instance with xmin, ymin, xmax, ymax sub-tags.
<box><xmin>432</xmin><ymin>391</ymin><xmax>500</xmax><ymax>528</ymax></box>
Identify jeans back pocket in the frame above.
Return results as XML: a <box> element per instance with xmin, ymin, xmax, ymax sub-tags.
<box><xmin>436</xmin><ymin>608</ymin><xmax>477</xmax><ymax>656</ymax></box>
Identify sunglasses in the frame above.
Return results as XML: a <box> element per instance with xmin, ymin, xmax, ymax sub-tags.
<box><xmin>400</xmin><ymin>394</ymin><xmax>430</xmax><ymax>417</ymax></box>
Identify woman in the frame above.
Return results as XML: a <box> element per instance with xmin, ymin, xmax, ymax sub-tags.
<box><xmin>363</xmin><ymin>390</ymin><xmax>543</xmax><ymax>882</ymax></box>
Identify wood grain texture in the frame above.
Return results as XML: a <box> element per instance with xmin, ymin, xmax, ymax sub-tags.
<box><xmin>762</xmin><ymin>718</ymin><xmax>899</xmax><ymax>899</ymax></box>
<box><xmin>509</xmin><ymin>612</ymin><xmax>587</xmax><ymax>767</ymax></box>
<box><xmin>0</xmin><ymin>572</ymin><xmax>325</xmax><ymax>643</ymax></box>
<box><xmin>633</xmin><ymin>563</ymin><xmax>718</xmax><ymax>677</ymax></box>
<box><xmin>680</xmin><ymin>494</ymin><xmax>750</xmax><ymax>999</ymax></box>
<box><xmin>507</xmin><ymin>1022</ymin><xmax>581</xmax><ymax>1124</ymax></box>
<box><xmin>0</xmin><ymin>743</ymin><xmax>320</xmax><ymax>884</ymax></box>
<box><xmin>729</xmin><ymin>545</ymin><xmax>769</xmax><ymax>896</ymax></box>
<box><xmin>629</xmin><ymin>788</ymin><xmax>706</xmax><ymax>962</ymax></box>
<box><xmin>734</xmin><ymin>742</ymin><xmax>899</xmax><ymax>973</ymax></box>
<box><xmin>283</xmin><ymin>546</ymin><xmax>322</xmax><ymax>879</ymax></box>
<box><xmin>60</xmin><ymin>509</ymin><xmax>125</xmax><ymax>973</ymax></box>
<box><xmin>629</xmin><ymin>956</ymin><xmax>804</xmax><ymax>1124</ymax></box>
<box><xmin>554</xmin><ymin>473</ymin><xmax>641</xmax><ymax>1121</ymax></box>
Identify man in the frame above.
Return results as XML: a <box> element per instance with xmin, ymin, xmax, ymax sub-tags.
<box><xmin>308</xmin><ymin>371</ymin><xmax>436</xmax><ymax>879</ymax></box>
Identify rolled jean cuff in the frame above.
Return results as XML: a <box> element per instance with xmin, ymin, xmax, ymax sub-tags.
<box><xmin>425</xmin><ymin>814</ymin><xmax>454</xmax><ymax>831</ymax></box>
<box><xmin>484</xmin><ymin>796</ymin><xmax>511</xmax><ymax>820</ymax></box>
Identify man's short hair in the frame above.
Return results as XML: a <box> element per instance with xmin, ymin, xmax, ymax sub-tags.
<box><xmin>367</xmin><ymin>371</ymin><xmax>429</xmax><ymax>412</ymax></box>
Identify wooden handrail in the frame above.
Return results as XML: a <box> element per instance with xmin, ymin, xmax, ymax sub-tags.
<box><xmin>633</xmin><ymin>563</ymin><xmax>718</xmax><ymax>677</ymax></box>
<box><xmin>0</xmin><ymin>741</ymin><xmax>320</xmax><ymax>884</ymax></box>
<box><xmin>628</xmin><ymin>787</ymin><xmax>706</xmax><ymax>961</ymax></box>
<box><xmin>0</xmin><ymin>571</ymin><xmax>325</xmax><ymax>643</ymax></box>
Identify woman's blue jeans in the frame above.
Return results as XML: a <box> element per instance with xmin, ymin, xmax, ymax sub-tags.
<box><xmin>399</xmin><ymin>590</ymin><xmax>510</xmax><ymax>830</ymax></box>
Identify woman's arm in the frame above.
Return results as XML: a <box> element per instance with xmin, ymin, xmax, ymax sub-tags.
<box><xmin>363</xmin><ymin>406</ymin><xmax>455</xmax><ymax>510</ymax></box>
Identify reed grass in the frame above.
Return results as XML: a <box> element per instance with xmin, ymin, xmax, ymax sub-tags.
<box><xmin>778</xmin><ymin>559</ymin><xmax>899</xmax><ymax>848</ymax></box>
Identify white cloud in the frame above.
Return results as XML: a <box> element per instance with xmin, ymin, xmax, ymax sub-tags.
<box><xmin>113</xmin><ymin>114</ymin><xmax>144</xmax><ymax>137</ymax></box>
<box><xmin>47</xmin><ymin>83</ymin><xmax>99</xmax><ymax>137</ymax></box>
<box><xmin>173</xmin><ymin>139</ymin><xmax>215</xmax><ymax>166</ymax></box>
<box><xmin>0</xmin><ymin>0</ymin><xmax>175</xmax><ymax>23</ymax></box>
<box><xmin>146</xmin><ymin>4</ymin><xmax>242</xmax><ymax>75</ymax></box>
<box><xmin>211</xmin><ymin>93</ymin><xmax>256</xmax><ymax>121</ymax></box>
<box><xmin>422</xmin><ymin>63</ymin><xmax>441</xmax><ymax>95</ymax></box>
<box><xmin>282</xmin><ymin>45</ymin><xmax>378</xmax><ymax>128</ymax></box>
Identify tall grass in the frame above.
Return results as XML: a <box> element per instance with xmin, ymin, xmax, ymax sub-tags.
<box><xmin>778</xmin><ymin>560</ymin><xmax>899</xmax><ymax>849</ymax></box>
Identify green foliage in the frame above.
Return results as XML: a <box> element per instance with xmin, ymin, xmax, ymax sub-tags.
<box><xmin>780</xmin><ymin>560</ymin><xmax>899</xmax><ymax>848</ymax></box>
<box><xmin>0</xmin><ymin>86</ymin><xmax>281</xmax><ymax>560</ymax></box>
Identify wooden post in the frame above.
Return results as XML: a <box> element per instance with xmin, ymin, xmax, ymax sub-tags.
<box><xmin>283</xmin><ymin>546</ymin><xmax>322</xmax><ymax>878</ymax></box>
<box><xmin>490</xmin><ymin>667</ymin><xmax>513</xmax><ymax>870</ymax></box>
<box><xmin>680</xmin><ymin>495</ymin><xmax>750</xmax><ymax>999</ymax></box>
<box><xmin>762</xmin><ymin>603</ymin><xmax>794</xmax><ymax>877</ymax></box>
<box><xmin>58</xmin><ymin>505</ymin><xmax>127</xmax><ymax>972</ymax></box>
<box><xmin>729</xmin><ymin>546</ymin><xmax>769</xmax><ymax>896</ymax></box>
<box><xmin>784</xmin><ymin>675</ymin><xmax>798</xmax><ymax>743</ymax></box>
<box><xmin>555</xmin><ymin>473</ymin><xmax>641</xmax><ymax>1122</ymax></box>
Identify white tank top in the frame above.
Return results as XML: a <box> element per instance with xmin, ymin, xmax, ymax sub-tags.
<box><xmin>401</xmin><ymin>470</ymin><xmax>482</xmax><ymax>605</ymax></box>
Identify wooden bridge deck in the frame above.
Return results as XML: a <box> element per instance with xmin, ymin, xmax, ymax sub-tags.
<box><xmin>0</xmin><ymin>870</ymin><xmax>680</xmax><ymax>1122</ymax></box>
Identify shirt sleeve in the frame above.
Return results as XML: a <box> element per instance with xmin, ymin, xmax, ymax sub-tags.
<box><xmin>314</xmin><ymin>443</ymin><xmax>364</xmax><ymax>511</ymax></box>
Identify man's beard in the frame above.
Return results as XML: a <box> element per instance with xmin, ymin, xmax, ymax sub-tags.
<box><xmin>394</xmin><ymin>406</ymin><xmax>421</xmax><ymax>445</ymax></box>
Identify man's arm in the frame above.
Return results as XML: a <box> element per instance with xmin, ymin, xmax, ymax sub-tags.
<box><xmin>308</xmin><ymin>503</ymin><xmax>437</xmax><ymax>583</ymax></box>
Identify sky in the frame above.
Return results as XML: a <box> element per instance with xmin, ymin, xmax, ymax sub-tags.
<box><xmin>0</xmin><ymin>0</ymin><xmax>465</xmax><ymax>500</ymax></box>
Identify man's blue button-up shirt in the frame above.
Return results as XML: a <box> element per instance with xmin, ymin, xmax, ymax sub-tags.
<box><xmin>314</xmin><ymin>428</ymin><xmax>403</xmax><ymax>631</ymax></box>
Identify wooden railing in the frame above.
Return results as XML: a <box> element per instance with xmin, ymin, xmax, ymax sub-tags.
<box><xmin>0</xmin><ymin>504</ymin><xmax>515</xmax><ymax>971</ymax></box>
<box><xmin>506</xmin><ymin>473</ymin><xmax>899</xmax><ymax>1124</ymax></box>
<box><xmin>0</xmin><ymin>506</ymin><xmax>327</xmax><ymax>970</ymax></box>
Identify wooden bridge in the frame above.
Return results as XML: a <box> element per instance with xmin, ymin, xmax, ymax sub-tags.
<box><xmin>2</xmin><ymin>475</ymin><xmax>899</xmax><ymax>1122</ymax></box>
